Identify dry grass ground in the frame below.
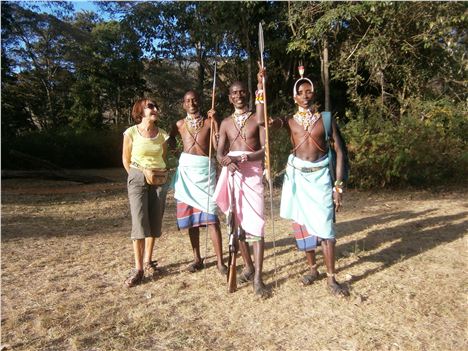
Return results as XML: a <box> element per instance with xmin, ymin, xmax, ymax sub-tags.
<box><xmin>1</xmin><ymin>169</ymin><xmax>467</xmax><ymax>351</ymax></box>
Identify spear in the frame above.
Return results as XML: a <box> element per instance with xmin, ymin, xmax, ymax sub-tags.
<box><xmin>204</xmin><ymin>61</ymin><xmax>217</xmax><ymax>277</ymax></box>
<box><xmin>258</xmin><ymin>22</ymin><xmax>278</xmax><ymax>288</ymax></box>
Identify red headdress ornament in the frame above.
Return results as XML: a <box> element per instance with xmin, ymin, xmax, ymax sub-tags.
<box><xmin>293</xmin><ymin>62</ymin><xmax>314</xmax><ymax>97</ymax></box>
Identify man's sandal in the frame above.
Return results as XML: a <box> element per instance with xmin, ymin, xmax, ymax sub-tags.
<box><xmin>302</xmin><ymin>264</ymin><xmax>319</xmax><ymax>286</ymax></box>
<box><xmin>186</xmin><ymin>260</ymin><xmax>204</xmax><ymax>273</ymax></box>
<box><xmin>124</xmin><ymin>268</ymin><xmax>144</xmax><ymax>288</ymax></box>
<box><xmin>327</xmin><ymin>274</ymin><xmax>350</xmax><ymax>297</ymax></box>
<box><xmin>302</xmin><ymin>272</ymin><xmax>319</xmax><ymax>286</ymax></box>
<box><xmin>217</xmin><ymin>264</ymin><xmax>228</xmax><ymax>276</ymax></box>
<box><xmin>253</xmin><ymin>281</ymin><xmax>270</xmax><ymax>299</ymax></box>
<box><xmin>238</xmin><ymin>269</ymin><xmax>254</xmax><ymax>284</ymax></box>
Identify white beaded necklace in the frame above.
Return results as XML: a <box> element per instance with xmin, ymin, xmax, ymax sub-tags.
<box><xmin>232</xmin><ymin>110</ymin><xmax>251</xmax><ymax>137</ymax></box>
<box><xmin>293</xmin><ymin>109</ymin><xmax>321</xmax><ymax>131</ymax></box>
<box><xmin>184</xmin><ymin>114</ymin><xmax>204</xmax><ymax>133</ymax></box>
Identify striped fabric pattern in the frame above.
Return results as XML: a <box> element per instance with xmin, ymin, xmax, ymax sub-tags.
<box><xmin>176</xmin><ymin>200</ymin><xmax>218</xmax><ymax>230</ymax></box>
<box><xmin>292</xmin><ymin>222</ymin><xmax>318</xmax><ymax>251</ymax></box>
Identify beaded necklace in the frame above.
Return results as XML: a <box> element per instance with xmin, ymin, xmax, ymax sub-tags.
<box><xmin>184</xmin><ymin>114</ymin><xmax>204</xmax><ymax>134</ymax></box>
<box><xmin>232</xmin><ymin>111</ymin><xmax>252</xmax><ymax>138</ymax></box>
<box><xmin>293</xmin><ymin>109</ymin><xmax>321</xmax><ymax>131</ymax></box>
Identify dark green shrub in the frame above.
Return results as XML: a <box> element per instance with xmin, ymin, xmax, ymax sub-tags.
<box><xmin>343</xmin><ymin>98</ymin><xmax>467</xmax><ymax>188</ymax></box>
<box><xmin>3</xmin><ymin>128</ymin><xmax>124</xmax><ymax>169</ymax></box>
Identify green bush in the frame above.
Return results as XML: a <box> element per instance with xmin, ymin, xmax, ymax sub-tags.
<box><xmin>3</xmin><ymin>98</ymin><xmax>466</xmax><ymax>190</ymax></box>
<box><xmin>343</xmin><ymin>98</ymin><xmax>467</xmax><ymax>188</ymax></box>
<box><xmin>3</xmin><ymin>128</ymin><xmax>124</xmax><ymax>169</ymax></box>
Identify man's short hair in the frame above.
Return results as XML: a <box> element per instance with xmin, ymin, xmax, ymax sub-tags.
<box><xmin>229</xmin><ymin>81</ymin><xmax>247</xmax><ymax>94</ymax></box>
<box><xmin>183</xmin><ymin>90</ymin><xmax>199</xmax><ymax>101</ymax></box>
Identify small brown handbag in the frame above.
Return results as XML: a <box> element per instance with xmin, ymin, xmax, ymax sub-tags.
<box><xmin>142</xmin><ymin>168</ymin><xmax>168</xmax><ymax>186</ymax></box>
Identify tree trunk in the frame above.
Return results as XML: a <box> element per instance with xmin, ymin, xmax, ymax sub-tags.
<box><xmin>321</xmin><ymin>37</ymin><xmax>331</xmax><ymax>111</ymax></box>
<box><xmin>380</xmin><ymin>68</ymin><xmax>385</xmax><ymax>106</ymax></box>
<box><xmin>241</xmin><ymin>17</ymin><xmax>253</xmax><ymax>110</ymax></box>
<box><xmin>196</xmin><ymin>42</ymin><xmax>205</xmax><ymax>99</ymax></box>
<box><xmin>247</xmin><ymin>51</ymin><xmax>253</xmax><ymax>111</ymax></box>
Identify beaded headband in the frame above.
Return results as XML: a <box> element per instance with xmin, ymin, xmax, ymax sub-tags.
<box><xmin>293</xmin><ymin>64</ymin><xmax>314</xmax><ymax>97</ymax></box>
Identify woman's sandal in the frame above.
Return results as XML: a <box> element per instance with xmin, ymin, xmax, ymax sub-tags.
<box><xmin>144</xmin><ymin>260</ymin><xmax>159</xmax><ymax>277</ymax></box>
<box><xmin>124</xmin><ymin>268</ymin><xmax>144</xmax><ymax>288</ymax></box>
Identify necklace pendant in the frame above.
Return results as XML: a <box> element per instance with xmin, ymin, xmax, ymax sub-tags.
<box><xmin>233</xmin><ymin>111</ymin><xmax>251</xmax><ymax>137</ymax></box>
<box><xmin>185</xmin><ymin>115</ymin><xmax>204</xmax><ymax>133</ymax></box>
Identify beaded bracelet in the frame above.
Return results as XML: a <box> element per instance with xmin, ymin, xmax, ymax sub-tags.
<box><xmin>334</xmin><ymin>180</ymin><xmax>344</xmax><ymax>187</ymax></box>
<box><xmin>255</xmin><ymin>89</ymin><xmax>264</xmax><ymax>105</ymax></box>
<box><xmin>333</xmin><ymin>186</ymin><xmax>343</xmax><ymax>194</ymax></box>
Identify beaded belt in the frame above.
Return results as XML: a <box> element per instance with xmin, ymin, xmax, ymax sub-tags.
<box><xmin>288</xmin><ymin>162</ymin><xmax>326</xmax><ymax>173</ymax></box>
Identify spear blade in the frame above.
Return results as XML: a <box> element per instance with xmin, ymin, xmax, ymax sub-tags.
<box><xmin>258</xmin><ymin>22</ymin><xmax>265</xmax><ymax>69</ymax></box>
<box><xmin>211</xmin><ymin>61</ymin><xmax>217</xmax><ymax>110</ymax></box>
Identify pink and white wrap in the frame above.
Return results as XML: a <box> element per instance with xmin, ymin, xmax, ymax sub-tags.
<box><xmin>213</xmin><ymin>151</ymin><xmax>265</xmax><ymax>237</ymax></box>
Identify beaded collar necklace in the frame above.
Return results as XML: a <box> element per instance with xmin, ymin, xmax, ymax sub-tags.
<box><xmin>293</xmin><ymin>109</ymin><xmax>321</xmax><ymax>131</ymax></box>
<box><xmin>232</xmin><ymin>110</ymin><xmax>252</xmax><ymax>137</ymax></box>
<box><xmin>184</xmin><ymin>114</ymin><xmax>204</xmax><ymax>134</ymax></box>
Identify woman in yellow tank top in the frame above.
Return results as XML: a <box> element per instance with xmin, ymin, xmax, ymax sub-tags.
<box><xmin>122</xmin><ymin>98</ymin><xmax>169</xmax><ymax>287</ymax></box>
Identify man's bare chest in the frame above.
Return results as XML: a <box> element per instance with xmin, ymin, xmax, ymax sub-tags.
<box><xmin>289</xmin><ymin>118</ymin><xmax>325</xmax><ymax>142</ymax></box>
<box><xmin>226</xmin><ymin>117</ymin><xmax>259</xmax><ymax>141</ymax></box>
<box><xmin>180</xmin><ymin>123</ymin><xmax>210</xmax><ymax>143</ymax></box>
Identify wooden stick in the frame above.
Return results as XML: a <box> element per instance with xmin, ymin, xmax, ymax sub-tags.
<box><xmin>227</xmin><ymin>173</ymin><xmax>237</xmax><ymax>293</ymax></box>
<box><xmin>259</xmin><ymin>22</ymin><xmax>278</xmax><ymax>289</ymax></box>
<box><xmin>204</xmin><ymin>62</ymin><xmax>217</xmax><ymax>278</ymax></box>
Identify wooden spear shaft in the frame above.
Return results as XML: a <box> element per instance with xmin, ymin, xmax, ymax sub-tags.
<box><xmin>259</xmin><ymin>23</ymin><xmax>278</xmax><ymax>288</ymax></box>
<box><xmin>204</xmin><ymin>62</ymin><xmax>217</xmax><ymax>277</ymax></box>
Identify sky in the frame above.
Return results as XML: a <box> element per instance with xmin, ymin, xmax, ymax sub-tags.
<box><xmin>34</xmin><ymin>0</ymin><xmax>118</xmax><ymax>20</ymax></box>
<box><xmin>73</xmin><ymin>1</ymin><xmax>100</xmax><ymax>12</ymax></box>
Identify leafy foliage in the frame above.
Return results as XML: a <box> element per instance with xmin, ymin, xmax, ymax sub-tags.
<box><xmin>2</xmin><ymin>1</ymin><xmax>466</xmax><ymax>188</ymax></box>
<box><xmin>343</xmin><ymin>98</ymin><xmax>467</xmax><ymax>188</ymax></box>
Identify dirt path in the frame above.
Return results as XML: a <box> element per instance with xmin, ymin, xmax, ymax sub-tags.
<box><xmin>1</xmin><ymin>169</ymin><xmax>467</xmax><ymax>351</ymax></box>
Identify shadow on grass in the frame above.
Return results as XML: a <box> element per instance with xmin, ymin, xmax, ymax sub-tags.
<box><xmin>262</xmin><ymin>210</ymin><xmax>467</xmax><ymax>291</ymax></box>
<box><xmin>4</xmin><ymin>185</ymin><xmax>465</xmax><ymax>294</ymax></box>
<box><xmin>337</xmin><ymin>212</ymin><xmax>467</xmax><ymax>284</ymax></box>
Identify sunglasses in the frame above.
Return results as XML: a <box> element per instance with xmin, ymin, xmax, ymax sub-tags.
<box><xmin>146</xmin><ymin>103</ymin><xmax>158</xmax><ymax>110</ymax></box>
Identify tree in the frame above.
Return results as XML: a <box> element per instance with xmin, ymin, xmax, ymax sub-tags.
<box><xmin>1</xmin><ymin>2</ymin><xmax>79</xmax><ymax>129</ymax></box>
<box><xmin>288</xmin><ymin>2</ymin><xmax>467</xmax><ymax>118</ymax></box>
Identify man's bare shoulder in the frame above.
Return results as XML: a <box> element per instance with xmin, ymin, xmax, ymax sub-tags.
<box><xmin>220</xmin><ymin>115</ymin><xmax>233</xmax><ymax>127</ymax></box>
<box><xmin>176</xmin><ymin>118</ymin><xmax>185</xmax><ymax>129</ymax></box>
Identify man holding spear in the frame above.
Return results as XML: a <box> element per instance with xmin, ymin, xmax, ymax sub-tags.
<box><xmin>262</xmin><ymin>65</ymin><xmax>350</xmax><ymax>297</ymax></box>
<box><xmin>213</xmin><ymin>67</ymin><xmax>269</xmax><ymax>297</ymax></box>
<box><xmin>169</xmin><ymin>85</ymin><xmax>227</xmax><ymax>276</ymax></box>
